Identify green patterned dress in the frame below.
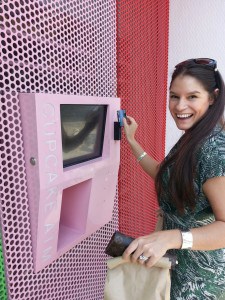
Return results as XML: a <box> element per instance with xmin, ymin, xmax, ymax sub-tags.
<box><xmin>160</xmin><ymin>126</ymin><xmax>225</xmax><ymax>300</ymax></box>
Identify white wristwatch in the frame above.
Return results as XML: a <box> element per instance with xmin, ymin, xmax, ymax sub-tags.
<box><xmin>180</xmin><ymin>230</ymin><xmax>193</xmax><ymax>249</ymax></box>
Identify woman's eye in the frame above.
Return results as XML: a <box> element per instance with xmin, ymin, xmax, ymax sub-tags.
<box><xmin>170</xmin><ymin>95</ymin><xmax>178</xmax><ymax>99</ymax></box>
<box><xmin>189</xmin><ymin>95</ymin><xmax>197</xmax><ymax>99</ymax></box>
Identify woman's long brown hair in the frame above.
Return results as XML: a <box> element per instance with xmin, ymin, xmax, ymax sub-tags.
<box><xmin>155</xmin><ymin>66</ymin><xmax>225</xmax><ymax>213</ymax></box>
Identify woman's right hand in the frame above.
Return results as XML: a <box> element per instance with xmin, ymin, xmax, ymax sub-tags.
<box><xmin>123</xmin><ymin>116</ymin><xmax>138</xmax><ymax>143</ymax></box>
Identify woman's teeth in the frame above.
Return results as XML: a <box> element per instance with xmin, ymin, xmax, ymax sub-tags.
<box><xmin>176</xmin><ymin>114</ymin><xmax>193</xmax><ymax>119</ymax></box>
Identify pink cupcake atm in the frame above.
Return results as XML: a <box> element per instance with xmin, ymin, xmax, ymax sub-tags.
<box><xmin>19</xmin><ymin>93</ymin><xmax>120</xmax><ymax>272</ymax></box>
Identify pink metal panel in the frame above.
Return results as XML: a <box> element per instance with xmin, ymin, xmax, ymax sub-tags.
<box><xmin>0</xmin><ymin>0</ymin><xmax>118</xmax><ymax>299</ymax></box>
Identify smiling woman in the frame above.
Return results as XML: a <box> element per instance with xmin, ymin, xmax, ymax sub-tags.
<box><xmin>169</xmin><ymin>75</ymin><xmax>215</xmax><ymax>131</ymax></box>
<box><xmin>122</xmin><ymin>58</ymin><xmax>225</xmax><ymax>299</ymax></box>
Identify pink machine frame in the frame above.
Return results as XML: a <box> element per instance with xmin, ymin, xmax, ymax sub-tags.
<box><xmin>19</xmin><ymin>93</ymin><xmax>120</xmax><ymax>272</ymax></box>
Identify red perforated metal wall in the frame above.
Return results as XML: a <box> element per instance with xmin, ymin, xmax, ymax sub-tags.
<box><xmin>117</xmin><ymin>1</ymin><xmax>169</xmax><ymax>237</ymax></box>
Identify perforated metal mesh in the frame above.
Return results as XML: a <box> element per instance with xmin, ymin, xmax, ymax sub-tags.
<box><xmin>117</xmin><ymin>1</ymin><xmax>169</xmax><ymax>237</ymax></box>
<box><xmin>0</xmin><ymin>1</ymin><xmax>117</xmax><ymax>299</ymax></box>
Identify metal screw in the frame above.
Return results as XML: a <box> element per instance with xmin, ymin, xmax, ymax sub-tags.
<box><xmin>30</xmin><ymin>157</ymin><xmax>37</xmax><ymax>166</ymax></box>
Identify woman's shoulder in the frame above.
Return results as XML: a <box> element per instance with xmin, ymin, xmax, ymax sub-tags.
<box><xmin>197</xmin><ymin>126</ymin><xmax>225</xmax><ymax>182</ymax></box>
<box><xmin>198</xmin><ymin>125</ymin><xmax>225</xmax><ymax>168</ymax></box>
<box><xmin>201</xmin><ymin>125</ymin><xmax>225</xmax><ymax>154</ymax></box>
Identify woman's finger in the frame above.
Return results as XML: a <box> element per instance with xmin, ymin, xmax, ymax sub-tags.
<box><xmin>123</xmin><ymin>116</ymin><xmax>129</xmax><ymax>126</ymax></box>
<box><xmin>125</xmin><ymin>115</ymin><xmax>136</xmax><ymax>124</ymax></box>
<box><xmin>145</xmin><ymin>255</ymin><xmax>158</xmax><ymax>268</ymax></box>
<box><xmin>122</xmin><ymin>239</ymin><xmax>140</xmax><ymax>260</ymax></box>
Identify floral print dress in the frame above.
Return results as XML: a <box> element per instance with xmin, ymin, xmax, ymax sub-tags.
<box><xmin>159</xmin><ymin>126</ymin><xmax>225</xmax><ymax>300</ymax></box>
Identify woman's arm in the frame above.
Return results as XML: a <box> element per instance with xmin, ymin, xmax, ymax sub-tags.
<box><xmin>190</xmin><ymin>176</ymin><xmax>225</xmax><ymax>250</ymax></box>
<box><xmin>123</xmin><ymin>116</ymin><xmax>160</xmax><ymax>179</ymax></box>
<box><xmin>122</xmin><ymin>176</ymin><xmax>225</xmax><ymax>267</ymax></box>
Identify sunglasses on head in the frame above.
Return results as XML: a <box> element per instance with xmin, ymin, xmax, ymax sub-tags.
<box><xmin>175</xmin><ymin>58</ymin><xmax>217</xmax><ymax>71</ymax></box>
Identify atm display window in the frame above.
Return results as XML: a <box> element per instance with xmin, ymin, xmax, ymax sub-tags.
<box><xmin>60</xmin><ymin>104</ymin><xmax>107</xmax><ymax>168</ymax></box>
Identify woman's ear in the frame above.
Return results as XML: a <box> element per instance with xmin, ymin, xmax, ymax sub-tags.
<box><xmin>214</xmin><ymin>88</ymin><xmax>219</xmax><ymax>97</ymax></box>
<box><xmin>209</xmin><ymin>88</ymin><xmax>219</xmax><ymax>105</ymax></box>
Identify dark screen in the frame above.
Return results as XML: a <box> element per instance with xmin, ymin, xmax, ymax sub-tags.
<box><xmin>60</xmin><ymin>104</ymin><xmax>107</xmax><ymax>168</ymax></box>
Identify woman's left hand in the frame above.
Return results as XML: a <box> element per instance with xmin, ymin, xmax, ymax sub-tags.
<box><xmin>122</xmin><ymin>230</ymin><xmax>181</xmax><ymax>268</ymax></box>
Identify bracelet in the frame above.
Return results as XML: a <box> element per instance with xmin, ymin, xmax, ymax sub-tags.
<box><xmin>180</xmin><ymin>230</ymin><xmax>193</xmax><ymax>249</ymax></box>
<box><xmin>137</xmin><ymin>151</ymin><xmax>147</xmax><ymax>163</ymax></box>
